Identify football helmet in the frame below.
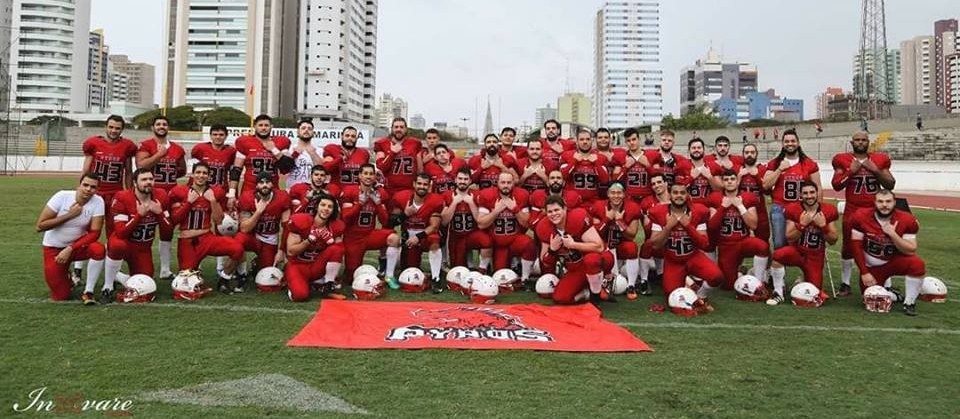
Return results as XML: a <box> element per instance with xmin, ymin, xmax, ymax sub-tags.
<box><xmin>398</xmin><ymin>267</ymin><xmax>427</xmax><ymax>293</ymax></box>
<box><xmin>470</xmin><ymin>275</ymin><xmax>498</xmax><ymax>304</ymax></box>
<box><xmin>116</xmin><ymin>274</ymin><xmax>156</xmax><ymax>303</ymax></box>
<box><xmin>217</xmin><ymin>214</ymin><xmax>239</xmax><ymax>236</ymax></box>
<box><xmin>492</xmin><ymin>268</ymin><xmax>520</xmax><ymax>293</ymax></box>
<box><xmin>734</xmin><ymin>275</ymin><xmax>769</xmax><ymax>302</ymax></box>
<box><xmin>535</xmin><ymin>274</ymin><xmax>560</xmax><ymax>299</ymax></box>
<box><xmin>863</xmin><ymin>285</ymin><xmax>893</xmax><ymax>313</ymax></box>
<box><xmin>668</xmin><ymin>287</ymin><xmax>703</xmax><ymax>317</ymax></box>
<box><xmin>611</xmin><ymin>274</ymin><xmax>629</xmax><ymax>295</ymax></box>
<box><xmin>920</xmin><ymin>276</ymin><xmax>948</xmax><ymax>303</ymax></box>
<box><xmin>353</xmin><ymin>264</ymin><xmax>379</xmax><ymax>281</ymax></box>
<box><xmin>172</xmin><ymin>270</ymin><xmax>211</xmax><ymax>301</ymax></box>
<box><xmin>446</xmin><ymin>266</ymin><xmax>471</xmax><ymax>294</ymax></box>
<box><xmin>790</xmin><ymin>282</ymin><xmax>826</xmax><ymax>308</ymax></box>
<box><xmin>352</xmin><ymin>273</ymin><xmax>386</xmax><ymax>300</ymax></box>
<box><xmin>254</xmin><ymin>267</ymin><xmax>284</xmax><ymax>292</ymax></box>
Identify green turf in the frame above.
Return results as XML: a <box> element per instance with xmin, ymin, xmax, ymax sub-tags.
<box><xmin>1</xmin><ymin>176</ymin><xmax>958</xmax><ymax>418</ymax></box>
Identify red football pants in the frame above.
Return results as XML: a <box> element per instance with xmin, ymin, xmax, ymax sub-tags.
<box><xmin>236</xmin><ymin>232</ymin><xmax>279</xmax><ymax>269</ymax></box>
<box><xmin>662</xmin><ymin>252</ymin><xmax>724</xmax><ymax>296</ymax></box>
<box><xmin>343</xmin><ymin>229</ymin><xmax>394</xmax><ymax>274</ymax></box>
<box><xmin>177</xmin><ymin>233</ymin><xmax>244</xmax><ymax>270</ymax></box>
<box><xmin>548</xmin><ymin>252</ymin><xmax>614</xmax><ymax>304</ymax></box>
<box><xmin>490</xmin><ymin>233</ymin><xmax>536</xmax><ymax>270</ymax></box>
<box><xmin>403</xmin><ymin>232</ymin><xmax>441</xmax><ymax>269</ymax></box>
<box><xmin>861</xmin><ymin>255</ymin><xmax>926</xmax><ymax>293</ymax></box>
<box><xmin>716</xmin><ymin>237</ymin><xmax>770</xmax><ymax>289</ymax></box>
<box><xmin>107</xmin><ymin>236</ymin><xmax>154</xmax><ymax>276</ymax></box>
<box><xmin>43</xmin><ymin>243</ymin><xmax>105</xmax><ymax>301</ymax></box>
<box><xmin>448</xmin><ymin>230</ymin><xmax>492</xmax><ymax>267</ymax></box>
<box><xmin>285</xmin><ymin>245</ymin><xmax>344</xmax><ymax>302</ymax></box>
<box><xmin>773</xmin><ymin>246</ymin><xmax>825</xmax><ymax>289</ymax></box>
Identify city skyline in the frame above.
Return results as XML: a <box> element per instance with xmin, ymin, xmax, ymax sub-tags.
<box><xmin>89</xmin><ymin>0</ymin><xmax>956</xmax><ymax>129</ymax></box>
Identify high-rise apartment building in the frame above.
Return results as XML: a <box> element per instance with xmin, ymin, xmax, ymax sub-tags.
<box><xmin>679</xmin><ymin>48</ymin><xmax>758</xmax><ymax>115</ymax></box>
<box><xmin>108</xmin><ymin>55</ymin><xmax>155</xmax><ymax>108</ymax></box>
<box><xmin>934</xmin><ymin>19</ymin><xmax>958</xmax><ymax>108</ymax></box>
<box><xmin>87</xmin><ymin>29</ymin><xmax>108</xmax><ymax>110</ymax></box>
<box><xmin>900</xmin><ymin>36</ymin><xmax>934</xmax><ymax>105</ymax></box>
<box><xmin>558</xmin><ymin>92</ymin><xmax>593</xmax><ymax>127</ymax></box>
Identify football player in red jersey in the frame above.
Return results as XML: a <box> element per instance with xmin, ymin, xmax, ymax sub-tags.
<box><xmin>737</xmin><ymin>143</ymin><xmax>769</xmax><ymax>242</ymax></box>
<box><xmin>135</xmin><ymin>115</ymin><xmax>187</xmax><ymax>280</ymax></box>
<box><xmin>594</xmin><ymin>128</ymin><xmax>625</xmax><ymax>199</ymax></box>
<box><xmin>528</xmin><ymin>170</ymin><xmax>582</xmax><ymax>227</ymax></box>
<box><xmin>77</xmin><ymin>115</ymin><xmax>137</xmax><ymax>281</ymax></box>
<box><xmin>560</xmin><ymin>128</ymin><xmax>609</xmax><ymax>208</ymax></box>
<box><xmin>236</xmin><ymin>172</ymin><xmax>292</xmax><ymax>292</ymax></box>
<box><xmin>103</xmin><ymin>169</ymin><xmax>172</xmax><ymax>302</ymax></box>
<box><xmin>684</xmin><ymin>138</ymin><xmax>721</xmax><ymax>207</ymax></box>
<box><xmin>418</xmin><ymin>128</ymin><xmax>443</xmax><ymax>168</ymax></box>
<box><xmin>516</xmin><ymin>140</ymin><xmax>555</xmax><ymax>193</ymax></box>
<box><xmin>169</xmin><ymin>163</ymin><xmax>244</xmax><ymax>294</ymax></box>
<box><xmin>637</xmin><ymin>172</ymin><xmax>671</xmax><ymax>295</ymax></box>
<box><xmin>340</xmin><ymin>164</ymin><xmax>403</xmax><ymax>287</ymax></box>
<box><xmin>285</xmin><ymin>194</ymin><xmax>346</xmax><ymax>301</ymax></box>
<box><xmin>704</xmin><ymin>136</ymin><xmax>744</xmax><ymax>177</ymax></box>
<box><xmin>767</xmin><ymin>182</ymin><xmax>838</xmax><ymax>305</ymax></box>
<box><xmin>621</xmin><ymin>128</ymin><xmax>653</xmax><ymax>204</ymax></box>
<box><xmin>644</xmin><ymin>130</ymin><xmax>691</xmax><ymax>186</ymax></box>
<box><xmin>851</xmin><ymin>190</ymin><xmax>925</xmax><ymax>315</ymax></box>
<box><xmin>589</xmin><ymin>182</ymin><xmax>643</xmax><ymax>299</ymax></box>
<box><xmin>390</xmin><ymin>174</ymin><xmax>446</xmax><ymax>293</ymax></box>
<box><xmin>477</xmin><ymin>172</ymin><xmax>537</xmax><ymax>279</ymax></box>
<box><xmin>374</xmin><ymin>117</ymin><xmax>423</xmax><ymax>202</ymax></box>
<box><xmin>707</xmin><ymin>170</ymin><xmax>770</xmax><ymax>289</ymax></box>
<box><xmin>286</xmin><ymin>118</ymin><xmax>324</xmax><ymax>192</ymax></box>
<box><xmin>423</xmin><ymin>143</ymin><xmax>466</xmax><ymax>194</ymax></box>
<box><xmin>191</xmin><ymin>124</ymin><xmax>237</xmax><ymax>189</ymax></box>
<box><xmin>441</xmin><ymin>168</ymin><xmax>492</xmax><ymax>269</ymax></box>
<box><xmin>498</xmin><ymin>127</ymin><xmax>527</xmax><ymax>160</ymax></box>
<box><xmin>762</xmin><ymin>129</ymin><xmax>822</xmax><ymax>250</ymax></box>
<box><xmin>322</xmin><ymin>126</ymin><xmax>370</xmax><ymax>189</ymax></box>
<box><xmin>831</xmin><ymin>131</ymin><xmax>896</xmax><ymax>297</ymax></box>
<box><xmin>290</xmin><ymin>165</ymin><xmax>341</xmax><ymax>215</ymax></box>
<box><xmin>536</xmin><ymin>196</ymin><xmax>612</xmax><ymax>305</ymax></box>
<box><xmin>648</xmin><ymin>183</ymin><xmax>723</xmax><ymax>306</ymax></box>
<box><xmin>227</xmin><ymin>114</ymin><xmax>294</xmax><ymax>210</ymax></box>
<box><xmin>539</xmin><ymin>119</ymin><xmax>575</xmax><ymax>168</ymax></box>
<box><xmin>469</xmin><ymin>134</ymin><xmax>519</xmax><ymax>189</ymax></box>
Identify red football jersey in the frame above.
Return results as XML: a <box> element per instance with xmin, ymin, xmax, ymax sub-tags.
<box><xmin>516</xmin><ymin>158</ymin><xmax>558</xmax><ymax>193</ymax></box>
<box><xmin>831</xmin><ymin>152</ymin><xmax>892</xmax><ymax>208</ymax></box>
<box><xmin>374</xmin><ymin>137</ymin><xmax>422</xmax><ymax>191</ymax></box>
<box><xmin>468</xmin><ymin>152</ymin><xmax>518</xmax><ymax>190</ymax></box>
<box><xmin>589</xmin><ymin>199</ymin><xmax>642</xmax><ymax>247</ymax></box>
<box><xmin>647</xmin><ymin>203</ymin><xmax>711</xmax><ymax>262</ymax></box>
<box><xmin>639</xmin><ymin>194</ymin><xmax>670</xmax><ymax>236</ymax></box>
<box><xmin>850</xmin><ymin>208</ymin><xmax>919</xmax><ymax>266</ymax></box>
<box><xmin>82</xmin><ymin>136</ymin><xmax>138</xmax><ymax>195</ymax></box>
<box><xmin>476</xmin><ymin>187</ymin><xmax>529</xmax><ymax>237</ymax></box>
<box><xmin>191</xmin><ymin>142</ymin><xmax>237</xmax><ymax>187</ymax></box>
<box><xmin>238</xmin><ymin>189</ymin><xmax>291</xmax><ymax>243</ymax></box>
<box><xmin>559</xmin><ymin>150</ymin><xmax>609</xmax><ymax>203</ymax></box>
<box><xmin>534</xmin><ymin>208</ymin><xmax>594</xmax><ymax>264</ymax></box>
<box><xmin>423</xmin><ymin>158</ymin><xmax>466</xmax><ymax>194</ymax></box>
<box><xmin>322</xmin><ymin>144</ymin><xmax>370</xmax><ymax>187</ymax></box>
<box><xmin>704</xmin><ymin>154</ymin><xmax>744</xmax><ymax>174</ymax></box>
<box><xmin>539</xmin><ymin>138</ymin><xmax>575</xmax><ymax>168</ymax></box>
<box><xmin>340</xmin><ymin>185</ymin><xmax>390</xmax><ymax>233</ymax></box>
<box><xmin>644</xmin><ymin>149</ymin><xmax>691</xmax><ymax>186</ymax></box>
<box><xmin>110</xmin><ymin>188</ymin><xmax>171</xmax><ymax>244</ymax></box>
<box><xmin>621</xmin><ymin>150</ymin><xmax>654</xmax><ymax>198</ymax></box>
<box><xmin>686</xmin><ymin>162</ymin><xmax>720</xmax><ymax>204</ymax></box>
<box><xmin>287</xmin><ymin>213</ymin><xmax>346</xmax><ymax>264</ymax></box>
<box><xmin>784</xmin><ymin>202</ymin><xmax>838</xmax><ymax>254</ymax></box>
<box><xmin>737</xmin><ymin>164</ymin><xmax>768</xmax><ymax>205</ymax></box>
<box><xmin>169</xmin><ymin>184</ymin><xmax>226</xmax><ymax>231</ymax></box>
<box><xmin>528</xmin><ymin>189</ymin><xmax>583</xmax><ymax>227</ymax></box>
<box><xmin>442</xmin><ymin>190</ymin><xmax>481</xmax><ymax>236</ymax></box>
<box><xmin>597</xmin><ymin>148</ymin><xmax>627</xmax><ymax>194</ymax></box>
<box><xmin>500</xmin><ymin>145</ymin><xmax>528</xmax><ymax>161</ymax></box>
<box><xmin>138</xmin><ymin>138</ymin><xmax>186</xmax><ymax>191</ymax></box>
<box><xmin>705</xmin><ymin>191</ymin><xmax>760</xmax><ymax>243</ymax></box>
<box><xmin>389</xmin><ymin>190</ymin><xmax>444</xmax><ymax>231</ymax></box>
<box><xmin>765</xmin><ymin>157</ymin><xmax>820</xmax><ymax>206</ymax></box>
<box><xmin>235</xmin><ymin>135</ymin><xmax>292</xmax><ymax>190</ymax></box>
<box><xmin>289</xmin><ymin>182</ymin><xmax>342</xmax><ymax>215</ymax></box>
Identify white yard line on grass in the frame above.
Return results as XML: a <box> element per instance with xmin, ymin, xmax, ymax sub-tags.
<box><xmin>3</xmin><ymin>297</ymin><xmax>959</xmax><ymax>336</ymax></box>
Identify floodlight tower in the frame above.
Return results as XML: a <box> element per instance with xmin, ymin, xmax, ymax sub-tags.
<box><xmin>855</xmin><ymin>0</ymin><xmax>891</xmax><ymax>119</ymax></box>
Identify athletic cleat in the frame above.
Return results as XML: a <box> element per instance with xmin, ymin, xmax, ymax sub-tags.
<box><xmin>903</xmin><ymin>304</ymin><xmax>917</xmax><ymax>316</ymax></box>
<box><xmin>695</xmin><ymin>299</ymin><xmax>715</xmax><ymax>314</ymax></box>
<box><xmin>233</xmin><ymin>274</ymin><xmax>248</xmax><ymax>293</ymax></box>
<box><xmin>159</xmin><ymin>271</ymin><xmax>175</xmax><ymax>281</ymax></box>
<box><xmin>589</xmin><ymin>292</ymin><xmax>603</xmax><ymax>307</ymax></box>
<box><xmin>886</xmin><ymin>286</ymin><xmax>903</xmax><ymax>303</ymax></box>
<box><xmin>431</xmin><ymin>277</ymin><xmax>444</xmax><ymax>294</ymax></box>
<box><xmin>218</xmin><ymin>278</ymin><xmax>233</xmax><ymax>294</ymax></box>
<box><xmin>625</xmin><ymin>285</ymin><xmax>638</xmax><ymax>301</ymax></box>
<box><xmin>81</xmin><ymin>292</ymin><xmax>97</xmax><ymax>306</ymax></box>
<box><xmin>71</xmin><ymin>268</ymin><xmax>83</xmax><ymax>287</ymax></box>
<box><xmin>837</xmin><ymin>283</ymin><xmax>852</xmax><ymax>297</ymax></box>
<box><xmin>638</xmin><ymin>281</ymin><xmax>653</xmax><ymax>296</ymax></box>
<box><xmin>98</xmin><ymin>288</ymin><xmax>114</xmax><ymax>305</ymax></box>
<box><xmin>599</xmin><ymin>287</ymin><xmax>617</xmax><ymax>303</ymax></box>
<box><xmin>385</xmin><ymin>276</ymin><xmax>400</xmax><ymax>290</ymax></box>
<box><xmin>323</xmin><ymin>283</ymin><xmax>347</xmax><ymax>300</ymax></box>
<box><xmin>766</xmin><ymin>292</ymin><xmax>784</xmax><ymax>306</ymax></box>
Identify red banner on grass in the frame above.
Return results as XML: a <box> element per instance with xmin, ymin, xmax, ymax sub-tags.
<box><xmin>287</xmin><ymin>300</ymin><xmax>651</xmax><ymax>352</ymax></box>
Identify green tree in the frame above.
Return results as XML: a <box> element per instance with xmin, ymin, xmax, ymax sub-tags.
<box><xmin>200</xmin><ymin>107</ymin><xmax>251</xmax><ymax>128</ymax></box>
<box><xmin>272</xmin><ymin>117</ymin><xmax>298</xmax><ymax>128</ymax></box>
<box><xmin>660</xmin><ymin>103</ymin><xmax>728</xmax><ymax>131</ymax></box>
<box><xmin>27</xmin><ymin>115</ymin><xmax>78</xmax><ymax>127</ymax></box>
<box><xmin>132</xmin><ymin>106</ymin><xmax>198</xmax><ymax>130</ymax></box>
<box><xmin>524</xmin><ymin>128</ymin><xmax>541</xmax><ymax>143</ymax></box>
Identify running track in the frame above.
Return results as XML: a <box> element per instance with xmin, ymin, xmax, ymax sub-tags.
<box><xmin>823</xmin><ymin>190</ymin><xmax>960</xmax><ymax>212</ymax></box>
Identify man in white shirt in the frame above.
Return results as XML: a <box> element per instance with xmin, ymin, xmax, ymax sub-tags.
<box><xmin>286</xmin><ymin>118</ymin><xmax>323</xmax><ymax>191</ymax></box>
<box><xmin>36</xmin><ymin>173</ymin><xmax>107</xmax><ymax>304</ymax></box>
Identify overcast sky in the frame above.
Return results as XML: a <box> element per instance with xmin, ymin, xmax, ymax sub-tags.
<box><xmin>93</xmin><ymin>0</ymin><xmax>957</xmax><ymax>131</ymax></box>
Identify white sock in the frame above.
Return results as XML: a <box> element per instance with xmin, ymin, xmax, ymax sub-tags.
<box><xmin>639</xmin><ymin>258</ymin><xmax>654</xmax><ymax>282</ymax></box>
<box><xmin>904</xmin><ymin>276</ymin><xmax>922</xmax><ymax>305</ymax></box>
<box><xmin>325</xmin><ymin>262</ymin><xmax>342</xmax><ymax>283</ymax></box>
<box><xmin>696</xmin><ymin>281</ymin><xmax>714</xmax><ymax>299</ymax></box>
<box><xmin>479</xmin><ymin>254</ymin><xmax>492</xmax><ymax>272</ymax></box>
<box><xmin>86</xmin><ymin>259</ymin><xmax>104</xmax><ymax>292</ymax></box>
<box><xmin>752</xmin><ymin>256</ymin><xmax>769</xmax><ymax>280</ymax></box>
<box><xmin>428</xmin><ymin>249</ymin><xmax>442</xmax><ymax>279</ymax></box>
<box><xmin>102</xmin><ymin>257</ymin><xmax>123</xmax><ymax>292</ymax></box>
<box><xmin>115</xmin><ymin>272</ymin><xmax>130</xmax><ymax>287</ymax></box>
<box><xmin>520</xmin><ymin>258</ymin><xmax>534</xmax><ymax>281</ymax></box>
<box><xmin>216</xmin><ymin>256</ymin><xmax>225</xmax><ymax>273</ymax></box>
<box><xmin>884</xmin><ymin>277</ymin><xmax>893</xmax><ymax>288</ymax></box>
<box><xmin>385</xmin><ymin>246</ymin><xmax>400</xmax><ymax>278</ymax></box>
<box><xmin>532</xmin><ymin>258</ymin><xmax>541</xmax><ymax>276</ymax></box>
<box><xmin>159</xmin><ymin>241</ymin><xmax>172</xmax><ymax>274</ymax></box>
<box><xmin>625</xmin><ymin>259</ymin><xmax>639</xmax><ymax>286</ymax></box>
<box><xmin>467</xmin><ymin>250</ymin><xmax>476</xmax><ymax>269</ymax></box>
<box><xmin>586</xmin><ymin>272</ymin><xmax>603</xmax><ymax>293</ymax></box>
<box><xmin>771</xmin><ymin>266</ymin><xmax>786</xmax><ymax>296</ymax></box>
<box><xmin>73</xmin><ymin>260</ymin><xmax>85</xmax><ymax>271</ymax></box>
<box><xmin>706</xmin><ymin>251</ymin><xmax>717</xmax><ymax>261</ymax></box>
<box><xmin>655</xmin><ymin>258</ymin><xmax>663</xmax><ymax>274</ymax></box>
<box><xmin>841</xmin><ymin>259</ymin><xmax>853</xmax><ymax>286</ymax></box>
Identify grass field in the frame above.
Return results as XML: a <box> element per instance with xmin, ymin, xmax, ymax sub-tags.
<box><xmin>1</xmin><ymin>175</ymin><xmax>959</xmax><ymax>418</ymax></box>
